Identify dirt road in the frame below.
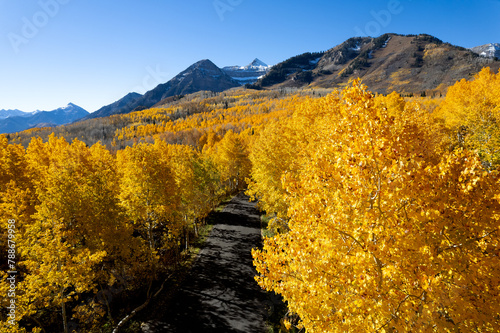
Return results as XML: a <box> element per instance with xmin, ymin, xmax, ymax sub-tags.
<box><xmin>145</xmin><ymin>193</ymin><xmax>268</xmax><ymax>332</ymax></box>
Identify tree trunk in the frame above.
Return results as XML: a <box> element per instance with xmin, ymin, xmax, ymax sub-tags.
<box><xmin>112</xmin><ymin>274</ymin><xmax>172</xmax><ymax>333</ymax></box>
<box><xmin>61</xmin><ymin>287</ymin><xmax>68</xmax><ymax>333</ymax></box>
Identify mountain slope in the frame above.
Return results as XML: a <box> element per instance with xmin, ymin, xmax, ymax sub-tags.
<box><xmin>222</xmin><ymin>58</ymin><xmax>271</xmax><ymax>84</ymax></box>
<box><xmin>251</xmin><ymin>33</ymin><xmax>500</xmax><ymax>94</ymax></box>
<box><xmin>254</xmin><ymin>51</ymin><xmax>325</xmax><ymax>87</ymax></box>
<box><xmin>0</xmin><ymin>103</ymin><xmax>89</xmax><ymax>134</ymax></box>
<box><xmin>471</xmin><ymin>43</ymin><xmax>500</xmax><ymax>59</ymax></box>
<box><xmin>85</xmin><ymin>59</ymin><xmax>240</xmax><ymax>119</ymax></box>
<box><xmin>83</xmin><ymin>92</ymin><xmax>143</xmax><ymax>120</ymax></box>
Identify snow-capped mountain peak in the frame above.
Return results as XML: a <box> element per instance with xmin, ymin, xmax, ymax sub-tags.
<box><xmin>45</xmin><ymin>103</ymin><xmax>87</xmax><ymax>115</ymax></box>
<box><xmin>222</xmin><ymin>58</ymin><xmax>271</xmax><ymax>85</ymax></box>
<box><xmin>470</xmin><ymin>43</ymin><xmax>500</xmax><ymax>59</ymax></box>
<box><xmin>244</xmin><ymin>58</ymin><xmax>269</xmax><ymax>70</ymax></box>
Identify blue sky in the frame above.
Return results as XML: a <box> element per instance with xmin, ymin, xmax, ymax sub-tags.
<box><xmin>0</xmin><ymin>0</ymin><xmax>499</xmax><ymax>113</ymax></box>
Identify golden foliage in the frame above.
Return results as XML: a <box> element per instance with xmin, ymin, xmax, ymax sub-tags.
<box><xmin>435</xmin><ymin>67</ymin><xmax>500</xmax><ymax>167</ymax></box>
<box><xmin>3</xmin><ymin>68</ymin><xmax>500</xmax><ymax>331</ymax></box>
<box><xmin>0</xmin><ymin>133</ymin><xmax>241</xmax><ymax>331</ymax></box>
<box><xmin>252</xmin><ymin>80</ymin><xmax>500</xmax><ymax>332</ymax></box>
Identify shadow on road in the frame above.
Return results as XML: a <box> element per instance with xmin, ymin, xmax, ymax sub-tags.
<box><xmin>146</xmin><ymin>193</ymin><xmax>268</xmax><ymax>333</ymax></box>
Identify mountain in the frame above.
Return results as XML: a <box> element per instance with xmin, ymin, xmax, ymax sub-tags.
<box><xmin>222</xmin><ymin>58</ymin><xmax>271</xmax><ymax>85</ymax></box>
<box><xmin>71</xmin><ymin>34</ymin><xmax>500</xmax><ymax>123</ymax></box>
<box><xmin>85</xmin><ymin>59</ymin><xmax>240</xmax><ymax>119</ymax></box>
<box><xmin>251</xmin><ymin>33</ymin><xmax>500</xmax><ymax>95</ymax></box>
<box><xmin>0</xmin><ymin>109</ymin><xmax>30</xmax><ymax>119</ymax></box>
<box><xmin>0</xmin><ymin>103</ymin><xmax>89</xmax><ymax>134</ymax></box>
<box><xmin>250</xmin><ymin>51</ymin><xmax>325</xmax><ymax>87</ymax></box>
<box><xmin>83</xmin><ymin>92</ymin><xmax>143</xmax><ymax>120</ymax></box>
<box><xmin>470</xmin><ymin>43</ymin><xmax>500</xmax><ymax>59</ymax></box>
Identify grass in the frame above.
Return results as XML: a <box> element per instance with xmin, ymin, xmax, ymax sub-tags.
<box><xmin>215</xmin><ymin>193</ymin><xmax>235</xmax><ymax>212</ymax></box>
<box><xmin>260</xmin><ymin>214</ymin><xmax>275</xmax><ymax>238</ymax></box>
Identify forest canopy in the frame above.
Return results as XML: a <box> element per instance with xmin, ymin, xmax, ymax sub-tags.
<box><xmin>1</xmin><ymin>68</ymin><xmax>500</xmax><ymax>332</ymax></box>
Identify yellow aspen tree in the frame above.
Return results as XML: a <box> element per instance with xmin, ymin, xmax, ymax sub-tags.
<box><xmin>116</xmin><ymin>142</ymin><xmax>179</xmax><ymax>271</ymax></box>
<box><xmin>20</xmin><ymin>135</ymin><xmax>108</xmax><ymax>333</ymax></box>
<box><xmin>68</xmin><ymin>142</ymin><xmax>141</xmax><ymax>330</ymax></box>
<box><xmin>212</xmin><ymin>130</ymin><xmax>251</xmax><ymax>192</ymax></box>
<box><xmin>435</xmin><ymin>67</ymin><xmax>500</xmax><ymax>167</ymax></box>
<box><xmin>198</xmin><ymin>149</ymin><xmax>225</xmax><ymax>208</ymax></box>
<box><xmin>199</xmin><ymin>130</ymin><xmax>221</xmax><ymax>150</ymax></box>
<box><xmin>247</xmin><ymin>120</ymin><xmax>293</xmax><ymax>225</ymax></box>
<box><xmin>246</xmin><ymin>95</ymin><xmax>330</xmax><ymax>233</ymax></box>
<box><xmin>253</xmin><ymin>81</ymin><xmax>500</xmax><ymax>332</ymax></box>
<box><xmin>0</xmin><ymin>135</ymin><xmax>38</xmax><ymax>333</ymax></box>
<box><xmin>0</xmin><ymin>136</ymin><xmax>26</xmax><ymax>257</ymax></box>
<box><xmin>191</xmin><ymin>153</ymin><xmax>222</xmax><ymax>218</ymax></box>
<box><xmin>159</xmin><ymin>143</ymin><xmax>198</xmax><ymax>250</ymax></box>
<box><xmin>165</xmin><ymin>143</ymin><xmax>221</xmax><ymax>243</ymax></box>
<box><xmin>374</xmin><ymin>91</ymin><xmax>406</xmax><ymax>116</ymax></box>
<box><xmin>0</xmin><ymin>135</ymin><xmax>34</xmax><ymax>242</ymax></box>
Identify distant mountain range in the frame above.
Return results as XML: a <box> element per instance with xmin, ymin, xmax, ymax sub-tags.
<box><xmin>0</xmin><ymin>109</ymin><xmax>29</xmax><ymax>119</ymax></box>
<box><xmin>2</xmin><ymin>33</ymin><xmax>499</xmax><ymax>132</ymax></box>
<box><xmin>0</xmin><ymin>103</ymin><xmax>88</xmax><ymax>134</ymax></box>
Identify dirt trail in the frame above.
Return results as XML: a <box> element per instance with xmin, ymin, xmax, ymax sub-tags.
<box><xmin>144</xmin><ymin>193</ymin><xmax>268</xmax><ymax>332</ymax></box>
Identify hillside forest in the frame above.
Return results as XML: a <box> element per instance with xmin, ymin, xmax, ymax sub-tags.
<box><xmin>1</xmin><ymin>67</ymin><xmax>500</xmax><ymax>332</ymax></box>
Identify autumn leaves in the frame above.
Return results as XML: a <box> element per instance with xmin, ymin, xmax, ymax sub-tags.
<box><xmin>1</xmin><ymin>67</ymin><xmax>500</xmax><ymax>332</ymax></box>
<box><xmin>251</xmin><ymin>74</ymin><xmax>500</xmax><ymax>332</ymax></box>
<box><xmin>435</xmin><ymin>67</ymin><xmax>500</xmax><ymax>168</ymax></box>
<box><xmin>0</xmin><ymin>131</ymin><xmax>251</xmax><ymax>332</ymax></box>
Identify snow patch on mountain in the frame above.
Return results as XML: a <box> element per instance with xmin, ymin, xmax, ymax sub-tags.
<box><xmin>382</xmin><ymin>36</ymin><xmax>391</xmax><ymax>48</ymax></box>
<box><xmin>222</xmin><ymin>58</ymin><xmax>271</xmax><ymax>85</ymax></box>
<box><xmin>233</xmin><ymin>76</ymin><xmax>263</xmax><ymax>82</ymax></box>
<box><xmin>310</xmin><ymin>57</ymin><xmax>321</xmax><ymax>65</ymax></box>
<box><xmin>470</xmin><ymin>43</ymin><xmax>500</xmax><ymax>59</ymax></box>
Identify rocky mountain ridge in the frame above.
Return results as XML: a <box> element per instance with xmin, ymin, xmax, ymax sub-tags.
<box><xmin>250</xmin><ymin>34</ymin><xmax>500</xmax><ymax>95</ymax></box>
